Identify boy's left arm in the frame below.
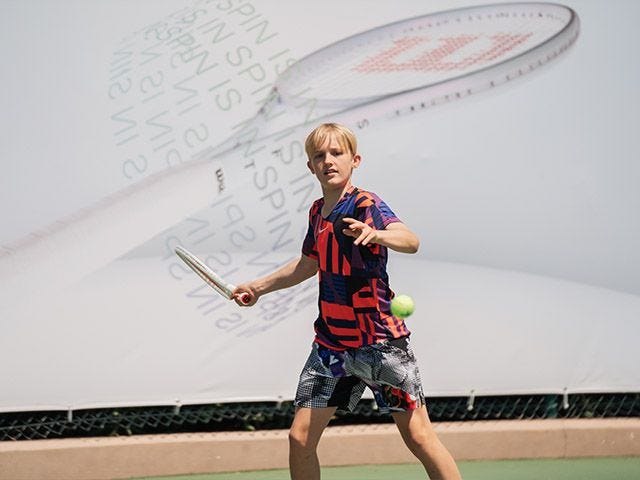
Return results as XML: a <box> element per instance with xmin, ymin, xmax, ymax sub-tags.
<box><xmin>342</xmin><ymin>218</ymin><xmax>419</xmax><ymax>254</ymax></box>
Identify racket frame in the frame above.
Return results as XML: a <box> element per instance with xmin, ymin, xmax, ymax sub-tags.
<box><xmin>175</xmin><ymin>246</ymin><xmax>250</xmax><ymax>304</ymax></box>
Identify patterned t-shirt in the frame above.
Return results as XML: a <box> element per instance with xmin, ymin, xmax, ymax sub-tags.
<box><xmin>302</xmin><ymin>186</ymin><xmax>411</xmax><ymax>350</ymax></box>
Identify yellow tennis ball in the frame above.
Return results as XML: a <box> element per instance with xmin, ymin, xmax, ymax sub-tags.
<box><xmin>391</xmin><ymin>294</ymin><xmax>415</xmax><ymax>318</ymax></box>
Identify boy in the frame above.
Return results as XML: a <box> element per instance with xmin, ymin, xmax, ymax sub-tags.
<box><xmin>233</xmin><ymin>123</ymin><xmax>461</xmax><ymax>480</ymax></box>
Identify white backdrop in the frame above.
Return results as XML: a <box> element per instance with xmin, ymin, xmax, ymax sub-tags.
<box><xmin>1</xmin><ymin>0</ymin><xmax>639</xmax><ymax>412</ymax></box>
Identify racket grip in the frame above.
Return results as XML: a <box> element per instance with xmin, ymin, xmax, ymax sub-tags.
<box><xmin>239</xmin><ymin>293</ymin><xmax>251</xmax><ymax>304</ymax></box>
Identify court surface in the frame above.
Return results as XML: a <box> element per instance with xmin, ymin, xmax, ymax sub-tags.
<box><xmin>136</xmin><ymin>456</ymin><xmax>640</xmax><ymax>480</ymax></box>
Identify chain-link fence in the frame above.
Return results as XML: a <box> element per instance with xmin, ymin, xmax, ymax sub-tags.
<box><xmin>1</xmin><ymin>393</ymin><xmax>638</xmax><ymax>441</ymax></box>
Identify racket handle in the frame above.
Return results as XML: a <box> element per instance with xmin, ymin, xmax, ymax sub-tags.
<box><xmin>238</xmin><ymin>293</ymin><xmax>251</xmax><ymax>305</ymax></box>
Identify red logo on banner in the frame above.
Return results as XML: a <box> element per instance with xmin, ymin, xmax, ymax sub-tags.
<box><xmin>354</xmin><ymin>33</ymin><xmax>533</xmax><ymax>72</ymax></box>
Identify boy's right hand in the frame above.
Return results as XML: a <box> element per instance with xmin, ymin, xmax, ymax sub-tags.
<box><xmin>233</xmin><ymin>283</ymin><xmax>258</xmax><ymax>306</ymax></box>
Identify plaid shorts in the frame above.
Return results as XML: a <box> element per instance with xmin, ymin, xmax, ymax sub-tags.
<box><xmin>294</xmin><ymin>336</ymin><xmax>425</xmax><ymax>414</ymax></box>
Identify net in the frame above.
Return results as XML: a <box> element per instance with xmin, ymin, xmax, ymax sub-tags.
<box><xmin>2</xmin><ymin>393</ymin><xmax>637</xmax><ymax>441</ymax></box>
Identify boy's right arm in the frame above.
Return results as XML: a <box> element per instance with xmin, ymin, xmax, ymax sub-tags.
<box><xmin>232</xmin><ymin>254</ymin><xmax>318</xmax><ymax>306</ymax></box>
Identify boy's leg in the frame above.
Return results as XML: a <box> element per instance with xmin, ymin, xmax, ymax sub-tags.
<box><xmin>391</xmin><ymin>405</ymin><xmax>461</xmax><ymax>480</ymax></box>
<box><xmin>289</xmin><ymin>406</ymin><xmax>337</xmax><ymax>480</ymax></box>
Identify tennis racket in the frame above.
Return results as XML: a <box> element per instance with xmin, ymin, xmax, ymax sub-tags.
<box><xmin>202</xmin><ymin>1</ymin><xmax>580</xmax><ymax>156</ymax></box>
<box><xmin>175</xmin><ymin>246</ymin><xmax>251</xmax><ymax>304</ymax></box>
<box><xmin>0</xmin><ymin>3</ymin><xmax>580</xmax><ymax>306</ymax></box>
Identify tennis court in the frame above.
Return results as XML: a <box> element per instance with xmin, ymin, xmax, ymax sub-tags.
<box><xmin>2</xmin><ymin>1</ymin><xmax>640</xmax><ymax>480</ymax></box>
<box><xmin>136</xmin><ymin>457</ymin><xmax>640</xmax><ymax>480</ymax></box>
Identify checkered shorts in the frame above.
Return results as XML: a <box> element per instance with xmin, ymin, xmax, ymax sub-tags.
<box><xmin>294</xmin><ymin>336</ymin><xmax>425</xmax><ymax>414</ymax></box>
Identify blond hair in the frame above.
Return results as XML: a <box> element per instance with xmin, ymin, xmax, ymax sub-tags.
<box><xmin>304</xmin><ymin>123</ymin><xmax>357</xmax><ymax>159</ymax></box>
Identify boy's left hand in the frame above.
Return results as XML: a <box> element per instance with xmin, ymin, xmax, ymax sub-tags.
<box><xmin>342</xmin><ymin>217</ymin><xmax>378</xmax><ymax>247</ymax></box>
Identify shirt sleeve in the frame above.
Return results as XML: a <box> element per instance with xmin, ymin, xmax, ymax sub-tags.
<box><xmin>357</xmin><ymin>192</ymin><xmax>401</xmax><ymax>230</ymax></box>
<box><xmin>301</xmin><ymin>203</ymin><xmax>319</xmax><ymax>260</ymax></box>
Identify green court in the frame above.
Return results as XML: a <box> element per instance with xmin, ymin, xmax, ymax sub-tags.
<box><xmin>136</xmin><ymin>456</ymin><xmax>640</xmax><ymax>480</ymax></box>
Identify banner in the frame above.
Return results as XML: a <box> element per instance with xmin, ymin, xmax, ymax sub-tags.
<box><xmin>1</xmin><ymin>0</ymin><xmax>639</xmax><ymax>413</ymax></box>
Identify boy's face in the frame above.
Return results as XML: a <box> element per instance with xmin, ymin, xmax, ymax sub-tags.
<box><xmin>307</xmin><ymin>134</ymin><xmax>361</xmax><ymax>192</ymax></box>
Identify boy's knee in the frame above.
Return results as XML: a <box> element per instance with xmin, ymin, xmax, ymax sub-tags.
<box><xmin>404</xmin><ymin>429</ymin><xmax>439</xmax><ymax>453</ymax></box>
<box><xmin>288</xmin><ymin>427</ymin><xmax>315</xmax><ymax>451</ymax></box>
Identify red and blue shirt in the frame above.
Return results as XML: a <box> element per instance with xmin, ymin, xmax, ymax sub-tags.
<box><xmin>302</xmin><ymin>186</ymin><xmax>410</xmax><ymax>350</ymax></box>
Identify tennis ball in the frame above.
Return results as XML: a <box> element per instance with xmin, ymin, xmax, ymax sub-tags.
<box><xmin>391</xmin><ymin>294</ymin><xmax>415</xmax><ymax>318</ymax></box>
